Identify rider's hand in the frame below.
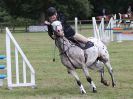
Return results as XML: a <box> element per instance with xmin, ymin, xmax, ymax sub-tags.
<box><xmin>44</xmin><ymin>21</ymin><xmax>50</xmax><ymax>25</ymax></box>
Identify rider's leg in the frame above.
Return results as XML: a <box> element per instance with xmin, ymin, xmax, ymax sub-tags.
<box><xmin>73</xmin><ymin>33</ymin><xmax>88</xmax><ymax>43</ymax></box>
<box><xmin>73</xmin><ymin>33</ymin><xmax>94</xmax><ymax>48</ymax></box>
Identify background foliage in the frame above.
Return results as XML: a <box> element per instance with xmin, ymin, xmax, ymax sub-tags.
<box><xmin>0</xmin><ymin>0</ymin><xmax>133</xmax><ymax>24</ymax></box>
<box><xmin>90</xmin><ymin>0</ymin><xmax>133</xmax><ymax>16</ymax></box>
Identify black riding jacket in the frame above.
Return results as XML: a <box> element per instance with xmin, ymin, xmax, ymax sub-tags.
<box><xmin>47</xmin><ymin>12</ymin><xmax>75</xmax><ymax>39</ymax></box>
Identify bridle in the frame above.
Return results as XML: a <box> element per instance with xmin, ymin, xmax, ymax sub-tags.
<box><xmin>54</xmin><ymin>34</ymin><xmax>76</xmax><ymax>68</ymax></box>
<box><xmin>54</xmin><ymin>35</ymin><xmax>75</xmax><ymax>55</ymax></box>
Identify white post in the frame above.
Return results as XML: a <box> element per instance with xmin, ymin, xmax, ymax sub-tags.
<box><xmin>15</xmin><ymin>47</ymin><xmax>19</xmax><ymax>84</ymax></box>
<box><xmin>6</xmin><ymin>28</ymin><xmax>12</xmax><ymax>89</ymax></box>
<box><xmin>99</xmin><ymin>18</ymin><xmax>104</xmax><ymax>40</ymax></box>
<box><xmin>102</xmin><ymin>18</ymin><xmax>105</xmax><ymax>39</ymax></box>
<box><xmin>75</xmin><ymin>17</ymin><xmax>78</xmax><ymax>33</ymax></box>
<box><xmin>117</xmin><ymin>13</ymin><xmax>122</xmax><ymax>27</ymax></box>
<box><xmin>111</xmin><ymin>18</ymin><xmax>114</xmax><ymax>41</ymax></box>
<box><xmin>92</xmin><ymin>17</ymin><xmax>100</xmax><ymax>40</ymax></box>
<box><xmin>104</xmin><ymin>17</ymin><xmax>114</xmax><ymax>41</ymax></box>
<box><xmin>23</xmin><ymin>60</ymin><xmax>26</xmax><ymax>83</ymax></box>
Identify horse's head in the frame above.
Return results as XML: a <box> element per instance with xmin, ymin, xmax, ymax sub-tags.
<box><xmin>51</xmin><ymin>21</ymin><xmax>72</xmax><ymax>53</ymax></box>
<box><xmin>51</xmin><ymin>20</ymin><xmax>64</xmax><ymax>38</ymax></box>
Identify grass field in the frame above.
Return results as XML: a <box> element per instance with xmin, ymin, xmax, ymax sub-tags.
<box><xmin>0</xmin><ymin>29</ymin><xmax>133</xmax><ymax>99</ymax></box>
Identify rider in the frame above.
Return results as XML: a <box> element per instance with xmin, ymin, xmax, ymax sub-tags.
<box><xmin>45</xmin><ymin>7</ymin><xmax>94</xmax><ymax>48</ymax></box>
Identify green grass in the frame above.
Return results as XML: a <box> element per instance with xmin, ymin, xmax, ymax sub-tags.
<box><xmin>0</xmin><ymin>29</ymin><xmax>133</xmax><ymax>99</ymax></box>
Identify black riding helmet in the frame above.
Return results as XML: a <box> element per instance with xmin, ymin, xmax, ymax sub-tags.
<box><xmin>47</xmin><ymin>7</ymin><xmax>57</xmax><ymax>17</ymax></box>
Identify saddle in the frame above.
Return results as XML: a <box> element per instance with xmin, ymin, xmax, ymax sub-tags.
<box><xmin>68</xmin><ymin>38</ymin><xmax>94</xmax><ymax>50</ymax></box>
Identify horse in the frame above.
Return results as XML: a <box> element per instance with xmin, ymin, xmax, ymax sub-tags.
<box><xmin>51</xmin><ymin>21</ymin><xmax>116</xmax><ymax>94</ymax></box>
<box><xmin>96</xmin><ymin>15</ymin><xmax>113</xmax><ymax>21</ymax></box>
<box><xmin>120</xmin><ymin>13</ymin><xmax>133</xmax><ymax>19</ymax></box>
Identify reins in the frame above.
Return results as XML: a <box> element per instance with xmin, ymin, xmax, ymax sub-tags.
<box><xmin>55</xmin><ymin>36</ymin><xmax>76</xmax><ymax>68</ymax></box>
<box><xmin>55</xmin><ymin>36</ymin><xmax>75</xmax><ymax>55</ymax></box>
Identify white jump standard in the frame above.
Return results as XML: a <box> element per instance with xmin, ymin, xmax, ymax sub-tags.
<box><xmin>0</xmin><ymin>28</ymin><xmax>36</xmax><ymax>89</ymax></box>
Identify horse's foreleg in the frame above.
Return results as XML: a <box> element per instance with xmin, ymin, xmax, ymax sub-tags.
<box><xmin>68</xmin><ymin>69</ymin><xmax>86</xmax><ymax>94</ymax></box>
<box><xmin>104</xmin><ymin>61</ymin><xmax>116</xmax><ymax>87</ymax></box>
<box><xmin>82</xmin><ymin>66</ymin><xmax>97</xmax><ymax>93</ymax></box>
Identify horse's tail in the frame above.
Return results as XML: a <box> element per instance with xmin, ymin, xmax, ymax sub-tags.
<box><xmin>100</xmin><ymin>37</ymin><xmax>110</xmax><ymax>46</ymax></box>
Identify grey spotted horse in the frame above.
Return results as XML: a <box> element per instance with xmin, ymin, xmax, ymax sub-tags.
<box><xmin>51</xmin><ymin>21</ymin><xmax>116</xmax><ymax>94</ymax></box>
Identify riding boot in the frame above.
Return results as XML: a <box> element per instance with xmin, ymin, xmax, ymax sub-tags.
<box><xmin>84</xmin><ymin>41</ymin><xmax>94</xmax><ymax>49</ymax></box>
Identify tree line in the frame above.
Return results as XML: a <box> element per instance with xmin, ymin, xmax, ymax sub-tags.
<box><xmin>0</xmin><ymin>0</ymin><xmax>132</xmax><ymax>24</ymax></box>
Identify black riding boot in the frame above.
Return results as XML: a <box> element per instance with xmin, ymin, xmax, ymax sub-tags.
<box><xmin>84</xmin><ymin>41</ymin><xmax>94</xmax><ymax>49</ymax></box>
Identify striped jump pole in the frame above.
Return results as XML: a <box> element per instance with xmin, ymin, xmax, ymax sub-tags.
<box><xmin>113</xmin><ymin>31</ymin><xmax>133</xmax><ymax>42</ymax></box>
<box><xmin>105</xmin><ymin>27</ymin><xmax>133</xmax><ymax>30</ymax></box>
<box><xmin>0</xmin><ymin>55</ymin><xmax>7</xmax><ymax>86</ymax></box>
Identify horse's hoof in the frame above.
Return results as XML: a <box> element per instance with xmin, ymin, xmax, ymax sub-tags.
<box><xmin>80</xmin><ymin>90</ymin><xmax>86</xmax><ymax>94</ymax></box>
<box><xmin>93</xmin><ymin>88</ymin><xmax>97</xmax><ymax>93</ymax></box>
<box><xmin>102</xmin><ymin>80</ymin><xmax>110</xmax><ymax>86</ymax></box>
<box><xmin>106</xmin><ymin>81</ymin><xmax>110</xmax><ymax>86</ymax></box>
<box><xmin>112</xmin><ymin>83</ymin><xmax>116</xmax><ymax>87</ymax></box>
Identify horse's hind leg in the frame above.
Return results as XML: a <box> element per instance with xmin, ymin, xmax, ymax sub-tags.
<box><xmin>95</xmin><ymin>61</ymin><xmax>109</xmax><ymax>86</ymax></box>
<box><xmin>82</xmin><ymin>66</ymin><xmax>97</xmax><ymax>93</ymax></box>
<box><xmin>104</xmin><ymin>61</ymin><xmax>116</xmax><ymax>87</ymax></box>
<box><xmin>68</xmin><ymin>69</ymin><xmax>86</xmax><ymax>94</ymax></box>
<box><xmin>99</xmin><ymin>66</ymin><xmax>110</xmax><ymax>86</ymax></box>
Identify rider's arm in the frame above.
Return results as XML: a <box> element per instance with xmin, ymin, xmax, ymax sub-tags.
<box><xmin>57</xmin><ymin>12</ymin><xmax>75</xmax><ymax>38</ymax></box>
<box><xmin>44</xmin><ymin>21</ymin><xmax>55</xmax><ymax>40</ymax></box>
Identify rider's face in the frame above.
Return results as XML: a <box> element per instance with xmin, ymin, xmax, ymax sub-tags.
<box><xmin>49</xmin><ymin>13</ymin><xmax>57</xmax><ymax>22</ymax></box>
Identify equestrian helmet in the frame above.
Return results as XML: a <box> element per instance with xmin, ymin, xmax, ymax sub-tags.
<box><xmin>47</xmin><ymin>7</ymin><xmax>57</xmax><ymax>17</ymax></box>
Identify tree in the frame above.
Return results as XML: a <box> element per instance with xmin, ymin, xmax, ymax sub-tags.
<box><xmin>54</xmin><ymin>0</ymin><xmax>93</xmax><ymax>20</ymax></box>
<box><xmin>2</xmin><ymin>0</ymin><xmax>93</xmax><ymax>21</ymax></box>
<box><xmin>90</xmin><ymin>0</ymin><xmax>133</xmax><ymax>16</ymax></box>
<box><xmin>0</xmin><ymin>0</ymin><xmax>12</xmax><ymax>22</ymax></box>
<box><xmin>2</xmin><ymin>0</ymin><xmax>54</xmax><ymax>22</ymax></box>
